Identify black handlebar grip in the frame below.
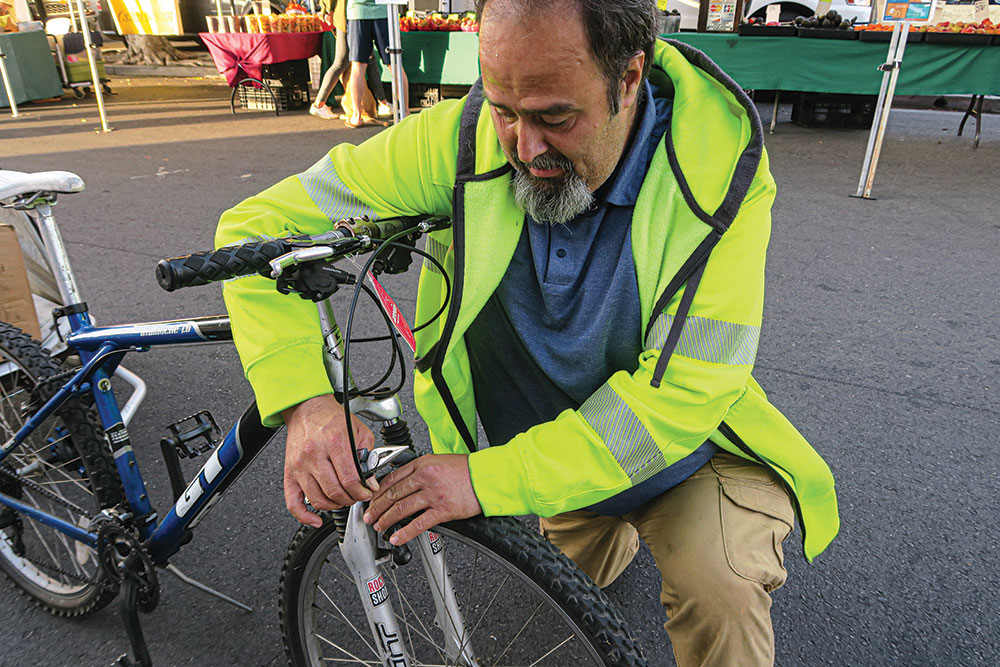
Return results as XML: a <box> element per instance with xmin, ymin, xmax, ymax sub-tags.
<box><xmin>155</xmin><ymin>240</ymin><xmax>289</xmax><ymax>291</ymax></box>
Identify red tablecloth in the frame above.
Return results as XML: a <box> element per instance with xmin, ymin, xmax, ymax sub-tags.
<box><xmin>200</xmin><ymin>32</ymin><xmax>323</xmax><ymax>87</ymax></box>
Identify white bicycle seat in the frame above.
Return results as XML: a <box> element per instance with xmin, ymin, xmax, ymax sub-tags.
<box><xmin>0</xmin><ymin>170</ymin><xmax>85</xmax><ymax>202</ymax></box>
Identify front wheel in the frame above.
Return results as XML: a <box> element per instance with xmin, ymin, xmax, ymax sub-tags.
<box><xmin>280</xmin><ymin>514</ymin><xmax>644</xmax><ymax>666</ymax></box>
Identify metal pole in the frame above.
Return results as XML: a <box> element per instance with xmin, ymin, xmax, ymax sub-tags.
<box><xmin>0</xmin><ymin>42</ymin><xmax>20</xmax><ymax>118</ymax></box>
<box><xmin>74</xmin><ymin>0</ymin><xmax>112</xmax><ymax>132</ymax></box>
<box><xmin>853</xmin><ymin>21</ymin><xmax>903</xmax><ymax>199</ymax></box>
<box><xmin>385</xmin><ymin>1</ymin><xmax>406</xmax><ymax>124</ymax></box>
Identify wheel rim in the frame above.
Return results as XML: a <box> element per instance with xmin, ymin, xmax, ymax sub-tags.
<box><xmin>0</xmin><ymin>353</ymin><xmax>101</xmax><ymax>597</ymax></box>
<box><xmin>295</xmin><ymin>525</ymin><xmax>606</xmax><ymax>666</ymax></box>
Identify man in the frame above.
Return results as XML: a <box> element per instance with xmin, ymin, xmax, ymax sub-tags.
<box><xmin>217</xmin><ymin>1</ymin><xmax>839</xmax><ymax>664</ymax></box>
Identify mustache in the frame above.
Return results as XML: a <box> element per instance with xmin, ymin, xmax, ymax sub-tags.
<box><xmin>512</xmin><ymin>152</ymin><xmax>575</xmax><ymax>175</ymax></box>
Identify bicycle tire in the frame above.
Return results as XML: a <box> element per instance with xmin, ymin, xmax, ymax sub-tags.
<box><xmin>280</xmin><ymin>513</ymin><xmax>645</xmax><ymax>666</ymax></box>
<box><xmin>0</xmin><ymin>321</ymin><xmax>124</xmax><ymax>616</ymax></box>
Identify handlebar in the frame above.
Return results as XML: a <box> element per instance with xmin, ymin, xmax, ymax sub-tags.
<box><xmin>155</xmin><ymin>215</ymin><xmax>450</xmax><ymax>292</ymax></box>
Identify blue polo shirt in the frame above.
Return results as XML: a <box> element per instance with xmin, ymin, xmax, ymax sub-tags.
<box><xmin>465</xmin><ymin>80</ymin><xmax>718</xmax><ymax>515</ymax></box>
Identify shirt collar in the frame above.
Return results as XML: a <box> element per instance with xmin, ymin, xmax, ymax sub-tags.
<box><xmin>604</xmin><ymin>79</ymin><xmax>669</xmax><ymax>208</ymax></box>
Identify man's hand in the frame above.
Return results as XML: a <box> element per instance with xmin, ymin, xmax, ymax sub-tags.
<box><xmin>363</xmin><ymin>454</ymin><xmax>482</xmax><ymax>545</ymax></box>
<box><xmin>282</xmin><ymin>394</ymin><xmax>376</xmax><ymax>528</ymax></box>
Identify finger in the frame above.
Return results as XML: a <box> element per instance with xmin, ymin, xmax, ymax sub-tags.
<box><xmin>330</xmin><ymin>444</ymin><xmax>373</xmax><ymax>503</ymax></box>
<box><xmin>301</xmin><ymin>475</ymin><xmax>341</xmax><ymax>512</ymax></box>
<box><xmin>284</xmin><ymin>478</ymin><xmax>322</xmax><ymax>528</ymax></box>
<box><xmin>389</xmin><ymin>509</ymin><xmax>443</xmax><ymax>546</ymax></box>
<box><xmin>365</xmin><ymin>470</ymin><xmax>422</xmax><ymax>526</ymax></box>
<box><xmin>371</xmin><ymin>486</ymin><xmax>427</xmax><ymax>533</ymax></box>
<box><xmin>312</xmin><ymin>461</ymin><xmax>356</xmax><ymax>507</ymax></box>
<box><xmin>370</xmin><ymin>460</ymin><xmax>418</xmax><ymax>503</ymax></box>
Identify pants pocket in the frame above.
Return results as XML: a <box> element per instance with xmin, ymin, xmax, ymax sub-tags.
<box><xmin>717</xmin><ymin>475</ymin><xmax>795</xmax><ymax>593</ymax></box>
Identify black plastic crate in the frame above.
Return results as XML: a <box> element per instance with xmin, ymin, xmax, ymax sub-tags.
<box><xmin>260</xmin><ymin>60</ymin><xmax>310</xmax><ymax>86</ymax></box>
<box><xmin>791</xmin><ymin>93</ymin><xmax>876</xmax><ymax>129</ymax></box>
<box><xmin>238</xmin><ymin>81</ymin><xmax>311</xmax><ymax>112</ymax></box>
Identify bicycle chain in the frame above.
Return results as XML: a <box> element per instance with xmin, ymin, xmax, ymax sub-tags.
<box><xmin>0</xmin><ymin>463</ymin><xmax>94</xmax><ymax>519</ymax></box>
<box><xmin>0</xmin><ymin>464</ymin><xmax>99</xmax><ymax>586</ymax></box>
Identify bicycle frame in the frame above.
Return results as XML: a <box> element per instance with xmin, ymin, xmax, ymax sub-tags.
<box><xmin>0</xmin><ymin>199</ymin><xmax>281</xmax><ymax>562</ymax></box>
<box><xmin>1</xmin><ymin>194</ymin><xmax>474</xmax><ymax>666</ymax></box>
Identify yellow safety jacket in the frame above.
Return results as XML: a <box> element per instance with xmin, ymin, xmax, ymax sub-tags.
<box><xmin>217</xmin><ymin>39</ymin><xmax>839</xmax><ymax>561</ymax></box>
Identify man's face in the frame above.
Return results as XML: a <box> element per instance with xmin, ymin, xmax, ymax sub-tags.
<box><xmin>479</xmin><ymin>0</ymin><xmax>644</xmax><ymax>224</ymax></box>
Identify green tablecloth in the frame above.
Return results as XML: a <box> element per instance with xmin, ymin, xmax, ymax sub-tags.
<box><xmin>664</xmin><ymin>33</ymin><xmax>1000</xmax><ymax>96</ymax></box>
<box><xmin>0</xmin><ymin>31</ymin><xmax>63</xmax><ymax>109</ymax></box>
<box><xmin>321</xmin><ymin>30</ymin><xmax>481</xmax><ymax>86</ymax></box>
<box><xmin>321</xmin><ymin>30</ymin><xmax>1000</xmax><ymax>96</ymax></box>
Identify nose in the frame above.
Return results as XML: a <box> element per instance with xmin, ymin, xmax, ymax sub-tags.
<box><xmin>515</xmin><ymin>122</ymin><xmax>549</xmax><ymax>165</ymax></box>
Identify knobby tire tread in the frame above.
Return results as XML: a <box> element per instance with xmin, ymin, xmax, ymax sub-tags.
<box><xmin>278</xmin><ymin>513</ymin><xmax>645</xmax><ymax>667</ymax></box>
<box><xmin>0</xmin><ymin>322</ymin><xmax>124</xmax><ymax>617</ymax></box>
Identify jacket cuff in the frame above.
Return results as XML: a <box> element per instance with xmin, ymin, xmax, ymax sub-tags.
<box><xmin>468</xmin><ymin>444</ymin><xmax>535</xmax><ymax>517</ymax></box>
<box><xmin>246</xmin><ymin>341</ymin><xmax>334</xmax><ymax>427</ymax></box>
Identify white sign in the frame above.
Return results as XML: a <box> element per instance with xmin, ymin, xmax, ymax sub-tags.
<box><xmin>766</xmin><ymin>3</ymin><xmax>781</xmax><ymax>22</ymax></box>
<box><xmin>973</xmin><ymin>0</ymin><xmax>989</xmax><ymax>22</ymax></box>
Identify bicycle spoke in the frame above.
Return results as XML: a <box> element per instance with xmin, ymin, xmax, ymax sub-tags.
<box><xmin>315</xmin><ymin>583</ymin><xmax>380</xmax><ymax>659</ymax></box>
<box><xmin>492</xmin><ymin>601</ymin><xmax>545</xmax><ymax>666</ymax></box>
<box><xmin>462</xmin><ymin>572</ymin><xmax>512</xmax><ymax>657</ymax></box>
<box><xmin>314</xmin><ymin>632</ymin><xmax>381</xmax><ymax>665</ymax></box>
<box><xmin>386</xmin><ymin>564</ymin><xmax>447</xmax><ymax>661</ymax></box>
<box><xmin>527</xmin><ymin>634</ymin><xmax>575</xmax><ymax>666</ymax></box>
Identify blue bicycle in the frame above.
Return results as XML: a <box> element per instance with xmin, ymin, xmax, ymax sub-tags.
<box><xmin>0</xmin><ymin>169</ymin><xmax>644</xmax><ymax>666</ymax></box>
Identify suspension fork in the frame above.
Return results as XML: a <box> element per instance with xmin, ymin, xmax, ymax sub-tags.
<box><xmin>316</xmin><ymin>300</ymin><xmax>476</xmax><ymax>663</ymax></box>
<box><xmin>413</xmin><ymin>529</ymin><xmax>477</xmax><ymax>665</ymax></box>
<box><xmin>337</xmin><ymin>506</ymin><xmax>477</xmax><ymax>667</ymax></box>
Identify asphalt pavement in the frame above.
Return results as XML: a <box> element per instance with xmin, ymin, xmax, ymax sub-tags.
<box><xmin>0</xmin><ymin>77</ymin><xmax>998</xmax><ymax>666</ymax></box>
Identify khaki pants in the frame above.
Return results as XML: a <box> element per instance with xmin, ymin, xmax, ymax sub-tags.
<box><xmin>540</xmin><ymin>452</ymin><xmax>795</xmax><ymax>667</ymax></box>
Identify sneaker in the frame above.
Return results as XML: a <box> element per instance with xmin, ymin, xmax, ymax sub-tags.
<box><xmin>377</xmin><ymin>101</ymin><xmax>393</xmax><ymax>117</ymax></box>
<box><xmin>309</xmin><ymin>103</ymin><xmax>338</xmax><ymax>120</ymax></box>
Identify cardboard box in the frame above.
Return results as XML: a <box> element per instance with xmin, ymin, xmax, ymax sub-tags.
<box><xmin>0</xmin><ymin>223</ymin><xmax>41</xmax><ymax>339</ymax></box>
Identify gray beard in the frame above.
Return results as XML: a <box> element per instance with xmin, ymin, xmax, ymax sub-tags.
<box><xmin>510</xmin><ymin>155</ymin><xmax>594</xmax><ymax>225</ymax></box>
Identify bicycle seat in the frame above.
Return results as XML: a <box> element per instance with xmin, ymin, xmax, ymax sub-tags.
<box><xmin>0</xmin><ymin>170</ymin><xmax>85</xmax><ymax>202</ymax></box>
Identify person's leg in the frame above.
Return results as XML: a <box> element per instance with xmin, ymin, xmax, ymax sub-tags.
<box><xmin>347</xmin><ymin>61</ymin><xmax>368</xmax><ymax>126</ymax></box>
<box><xmin>385</xmin><ymin>64</ymin><xmax>409</xmax><ymax>117</ymax></box>
<box><xmin>626</xmin><ymin>452</ymin><xmax>795</xmax><ymax>667</ymax></box>
<box><xmin>345</xmin><ymin>19</ymin><xmax>375</xmax><ymax>127</ymax></box>
<box><xmin>311</xmin><ymin>28</ymin><xmax>349</xmax><ymax>118</ymax></box>
<box><xmin>366</xmin><ymin>52</ymin><xmax>390</xmax><ymax>109</ymax></box>
<box><xmin>371</xmin><ymin>15</ymin><xmax>407</xmax><ymax>117</ymax></box>
<box><xmin>539</xmin><ymin>510</ymin><xmax>639</xmax><ymax>588</ymax></box>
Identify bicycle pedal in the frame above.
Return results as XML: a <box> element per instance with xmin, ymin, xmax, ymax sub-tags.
<box><xmin>161</xmin><ymin>410</ymin><xmax>220</xmax><ymax>458</ymax></box>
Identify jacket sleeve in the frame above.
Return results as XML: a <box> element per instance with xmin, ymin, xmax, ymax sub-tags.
<box><xmin>466</xmin><ymin>156</ymin><xmax>775</xmax><ymax>517</ymax></box>
<box><xmin>216</xmin><ymin>101</ymin><xmax>461</xmax><ymax>426</ymax></box>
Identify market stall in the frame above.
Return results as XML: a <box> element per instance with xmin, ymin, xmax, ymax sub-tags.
<box><xmin>202</xmin><ymin>30</ymin><xmax>323</xmax><ymax>115</ymax></box>
<box><xmin>0</xmin><ymin>31</ymin><xmax>63</xmax><ymax>109</ymax></box>
<box><xmin>319</xmin><ymin>29</ymin><xmax>480</xmax><ymax>88</ymax></box>
<box><xmin>663</xmin><ymin>33</ymin><xmax>1000</xmax><ymax>96</ymax></box>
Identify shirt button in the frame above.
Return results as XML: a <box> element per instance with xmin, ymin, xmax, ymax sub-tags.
<box><xmin>555</xmin><ymin>248</ymin><xmax>567</xmax><ymax>258</ymax></box>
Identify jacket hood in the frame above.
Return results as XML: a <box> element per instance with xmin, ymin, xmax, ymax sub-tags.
<box><xmin>467</xmin><ymin>38</ymin><xmax>764</xmax><ymax>234</ymax></box>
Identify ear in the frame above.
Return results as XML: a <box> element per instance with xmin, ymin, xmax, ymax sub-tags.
<box><xmin>620</xmin><ymin>51</ymin><xmax>646</xmax><ymax>111</ymax></box>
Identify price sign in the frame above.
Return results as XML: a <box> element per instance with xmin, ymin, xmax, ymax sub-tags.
<box><xmin>882</xmin><ymin>0</ymin><xmax>936</xmax><ymax>22</ymax></box>
<box><xmin>766</xmin><ymin>3</ymin><xmax>781</xmax><ymax>23</ymax></box>
<box><xmin>973</xmin><ymin>0</ymin><xmax>989</xmax><ymax>22</ymax></box>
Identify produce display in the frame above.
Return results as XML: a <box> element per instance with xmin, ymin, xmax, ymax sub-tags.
<box><xmin>923</xmin><ymin>18</ymin><xmax>999</xmax><ymax>34</ymax></box>
<box><xmin>855</xmin><ymin>22</ymin><xmax>924</xmax><ymax>32</ymax></box>
<box><xmin>243</xmin><ymin>13</ymin><xmax>324</xmax><ymax>33</ymax></box>
<box><xmin>794</xmin><ymin>10</ymin><xmax>856</xmax><ymax>30</ymax></box>
<box><xmin>400</xmin><ymin>11</ymin><xmax>479</xmax><ymax>32</ymax></box>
